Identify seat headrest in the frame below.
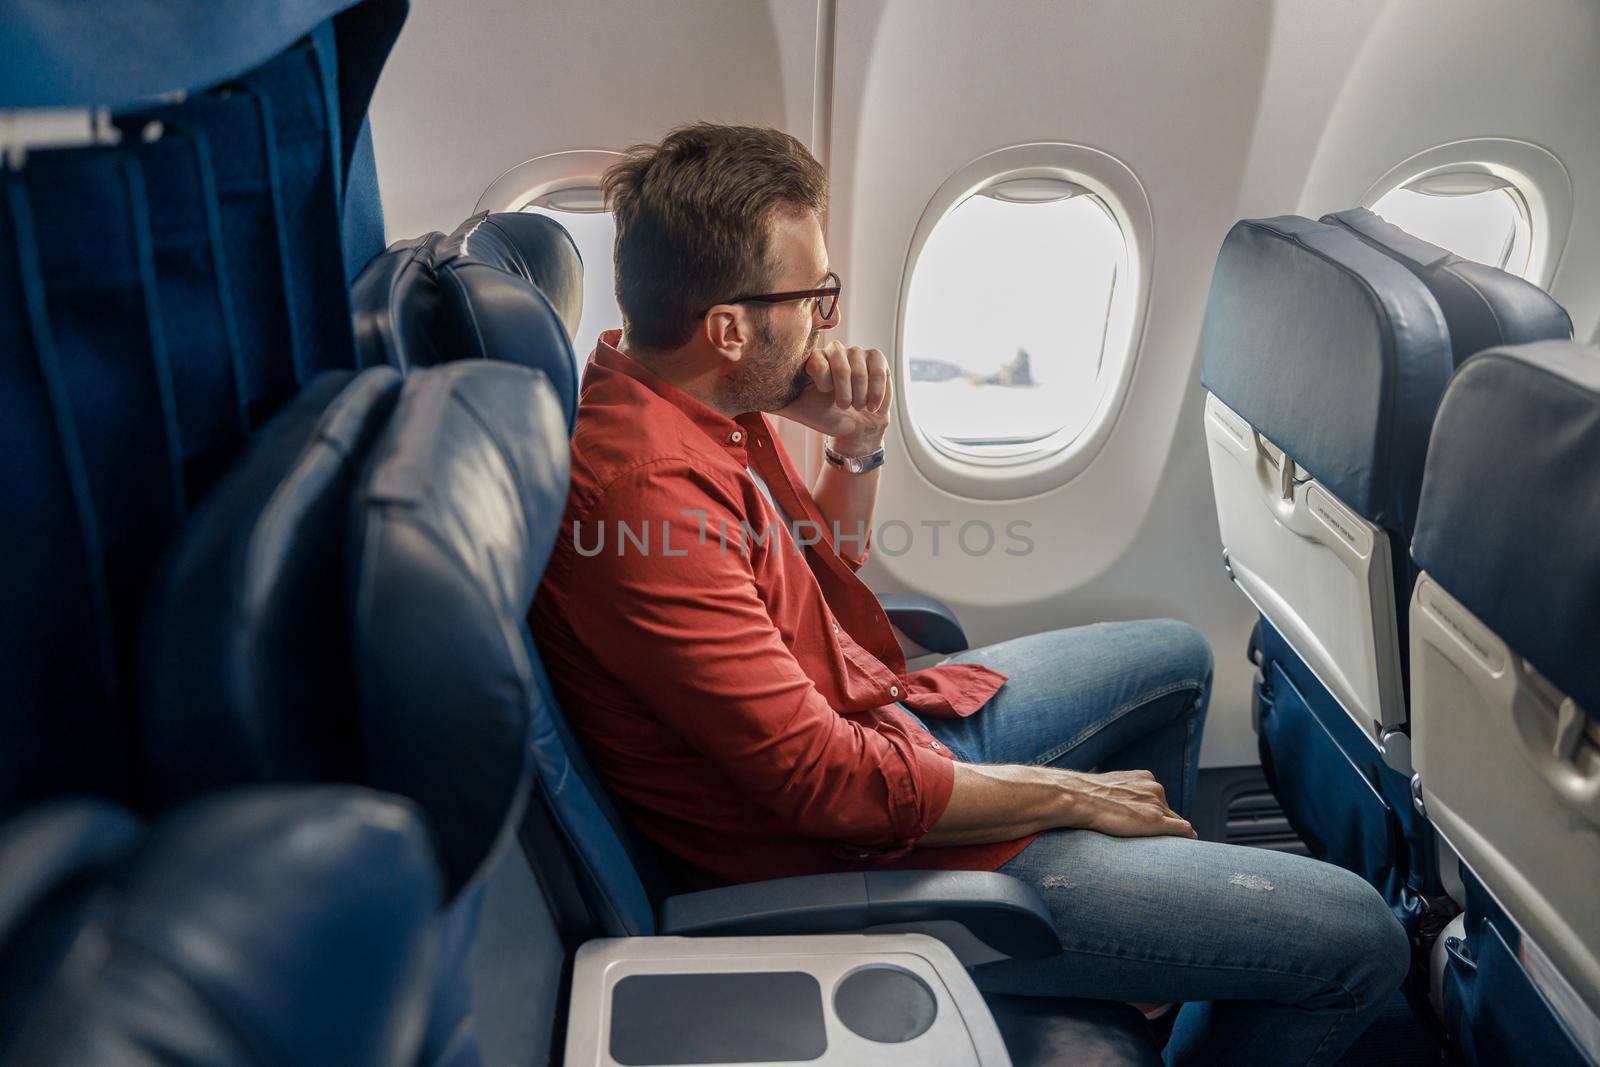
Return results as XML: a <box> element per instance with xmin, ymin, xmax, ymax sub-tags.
<box><xmin>3</xmin><ymin>789</ymin><xmax>440</xmax><ymax>1067</ymax></box>
<box><xmin>1324</xmin><ymin>207</ymin><xmax>1573</xmax><ymax>367</ymax></box>
<box><xmin>1412</xmin><ymin>341</ymin><xmax>1600</xmax><ymax>716</ymax></box>
<box><xmin>348</xmin><ymin>361</ymin><xmax>570</xmax><ymax>894</ymax></box>
<box><xmin>1199</xmin><ymin>215</ymin><xmax>1453</xmax><ymax>536</ymax></box>
<box><xmin>350</xmin><ymin>212</ymin><xmax>582</xmax><ymax>429</ymax></box>
<box><xmin>440</xmin><ymin>211</ymin><xmax>585</xmax><ymax>339</ymax></box>
<box><xmin>141</xmin><ymin>367</ymin><xmax>403</xmax><ymax>807</ymax></box>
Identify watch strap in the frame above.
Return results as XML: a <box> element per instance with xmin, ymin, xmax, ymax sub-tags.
<box><xmin>823</xmin><ymin>443</ymin><xmax>886</xmax><ymax>474</ymax></box>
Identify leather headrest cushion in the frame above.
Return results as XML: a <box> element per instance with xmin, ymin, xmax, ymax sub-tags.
<box><xmin>444</xmin><ymin>212</ymin><xmax>585</xmax><ymax>341</ymax></box>
<box><xmin>1199</xmin><ymin>215</ymin><xmax>1453</xmax><ymax>535</ymax></box>
<box><xmin>347</xmin><ymin>361</ymin><xmax>570</xmax><ymax>893</ymax></box>
<box><xmin>6</xmin><ymin>788</ymin><xmax>439</xmax><ymax>1067</ymax></box>
<box><xmin>1324</xmin><ymin>207</ymin><xmax>1573</xmax><ymax>368</ymax></box>
<box><xmin>1412</xmin><ymin>341</ymin><xmax>1600</xmax><ymax>715</ymax></box>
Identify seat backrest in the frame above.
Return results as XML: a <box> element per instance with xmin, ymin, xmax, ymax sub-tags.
<box><xmin>141</xmin><ymin>358</ymin><xmax>577</xmax><ymax>1067</ymax></box>
<box><xmin>0</xmin><ymin>5</ymin><xmax>402</xmax><ymax>817</ymax></box>
<box><xmin>1408</xmin><ymin>340</ymin><xmax>1600</xmax><ymax>1022</ymax></box>
<box><xmin>1324</xmin><ymin>207</ymin><xmax>1573</xmax><ymax>366</ymax></box>
<box><xmin>0</xmin><ymin>788</ymin><xmax>441</xmax><ymax>1067</ymax></box>
<box><xmin>346</xmin><ymin>359</ymin><xmax>569</xmax><ymax>892</ymax></box>
<box><xmin>347</xmin><ymin>359</ymin><xmax>598</xmax><ymax>1065</ymax></box>
<box><xmin>144</xmin><ymin>360</ymin><xmax>555</xmax><ymax>900</ymax></box>
<box><xmin>353</xmin><ymin>212</ymin><xmax>671</xmax><ymax>938</ymax></box>
<box><xmin>1199</xmin><ymin>215</ymin><xmax>1453</xmax><ymax>746</ymax></box>
<box><xmin>141</xmin><ymin>368</ymin><xmax>401</xmax><ymax>806</ymax></box>
<box><xmin>351</xmin><ymin>210</ymin><xmax>584</xmax><ymax>428</ymax></box>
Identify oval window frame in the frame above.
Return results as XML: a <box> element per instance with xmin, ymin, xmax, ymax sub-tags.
<box><xmin>475</xmin><ymin>148</ymin><xmax>623</xmax><ymax>214</ymax></box>
<box><xmin>1358</xmin><ymin>137</ymin><xmax>1571</xmax><ymax>290</ymax></box>
<box><xmin>894</xmin><ymin>143</ymin><xmax>1153</xmax><ymax>501</ymax></box>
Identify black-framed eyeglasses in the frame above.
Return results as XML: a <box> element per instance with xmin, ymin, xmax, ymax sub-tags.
<box><xmin>701</xmin><ymin>271</ymin><xmax>841</xmax><ymax>321</ymax></box>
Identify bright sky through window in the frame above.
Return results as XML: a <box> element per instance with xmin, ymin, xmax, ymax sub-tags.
<box><xmin>1371</xmin><ymin>185</ymin><xmax>1532</xmax><ymax>277</ymax></box>
<box><xmin>903</xmin><ymin>192</ymin><xmax>1125</xmax><ymax>454</ymax></box>
<box><xmin>522</xmin><ymin>202</ymin><xmax>624</xmax><ymax>351</ymax></box>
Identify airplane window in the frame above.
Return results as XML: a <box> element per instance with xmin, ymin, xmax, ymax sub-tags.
<box><xmin>1371</xmin><ymin>172</ymin><xmax>1533</xmax><ymax>278</ymax></box>
<box><xmin>903</xmin><ymin>184</ymin><xmax>1128</xmax><ymax>459</ymax></box>
<box><xmin>521</xmin><ymin>189</ymin><xmax>624</xmax><ymax>352</ymax></box>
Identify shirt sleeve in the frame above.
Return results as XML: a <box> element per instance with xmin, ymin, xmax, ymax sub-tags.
<box><xmin>564</xmin><ymin>461</ymin><xmax>952</xmax><ymax>851</ymax></box>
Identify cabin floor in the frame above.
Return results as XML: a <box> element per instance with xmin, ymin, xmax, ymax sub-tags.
<box><xmin>1336</xmin><ymin>990</ymin><xmax>1454</xmax><ymax>1065</ymax></box>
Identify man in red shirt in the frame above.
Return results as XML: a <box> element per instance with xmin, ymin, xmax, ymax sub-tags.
<box><xmin>533</xmin><ymin>123</ymin><xmax>1407</xmax><ymax>1065</ymax></box>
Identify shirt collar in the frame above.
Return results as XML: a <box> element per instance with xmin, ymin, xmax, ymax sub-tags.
<box><xmin>589</xmin><ymin>329</ymin><xmax>769</xmax><ymax>462</ymax></box>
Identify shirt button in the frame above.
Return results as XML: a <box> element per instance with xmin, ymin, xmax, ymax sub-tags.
<box><xmin>730</xmin><ymin>430</ymin><xmax>743</xmax><ymax>444</ymax></box>
<box><xmin>931</xmin><ymin>740</ymin><xmax>942</xmax><ymax>749</ymax></box>
<box><xmin>888</xmin><ymin>685</ymin><xmax>900</xmax><ymax>698</ymax></box>
<box><xmin>831</xmin><ymin>622</ymin><xmax>839</xmax><ymax>634</ymax></box>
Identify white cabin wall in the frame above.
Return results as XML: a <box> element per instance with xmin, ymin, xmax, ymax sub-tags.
<box><xmin>1296</xmin><ymin>0</ymin><xmax>1600</xmax><ymax>339</ymax></box>
<box><xmin>363</xmin><ymin>0</ymin><xmax>1600</xmax><ymax>769</ymax></box>
<box><xmin>1231</xmin><ymin>0</ymin><xmax>1387</xmax><ymax>219</ymax></box>
<box><xmin>368</xmin><ymin>0</ymin><xmax>822</xmax><ymax>248</ymax></box>
<box><xmin>832</xmin><ymin>0</ymin><xmax>1280</xmax><ymax>767</ymax></box>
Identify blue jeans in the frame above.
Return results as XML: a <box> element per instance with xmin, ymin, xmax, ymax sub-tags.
<box><xmin>906</xmin><ymin>621</ymin><xmax>1410</xmax><ymax>1066</ymax></box>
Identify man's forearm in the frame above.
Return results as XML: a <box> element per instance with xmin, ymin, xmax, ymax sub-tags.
<box><xmin>919</xmin><ymin>763</ymin><xmax>1078</xmax><ymax>846</ymax></box>
<box><xmin>811</xmin><ymin>455</ymin><xmax>880</xmax><ymax>556</ymax></box>
<box><xmin>919</xmin><ymin>762</ymin><xmax>1196</xmax><ymax>847</ymax></box>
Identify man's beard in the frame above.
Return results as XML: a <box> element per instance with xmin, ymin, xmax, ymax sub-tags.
<box><xmin>723</xmin><ymin>314</ymin><xmax>818</xmax><ymax>413</ymax></box>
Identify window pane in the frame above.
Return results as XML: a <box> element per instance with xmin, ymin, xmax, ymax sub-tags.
<box><xmin>1370</xmin><ymin>185</ymin><xmax>1531</xmax><ymax>276</ymax></box>
<box><xmin>904</xmin><ymin>193</ymin><xmax>1126</xmax><ymax>454</ymax></box>
<box><xmin>521</xmin><ymin>202</ymin><xmax>624</xmax><ymax>352</ymax></box>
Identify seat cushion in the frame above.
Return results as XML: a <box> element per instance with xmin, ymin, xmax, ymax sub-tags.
<box><xmin>984</xmin><ymin>994</ymin><xmax>1162</xmax><ymax>1067</ymax></box>
<box><xmin>1411</xmin><ymin>340</ymin><xmax>1600</xmax><ymax>716</ymax></box>
<box><xmin>1199</xmin><ymin>215</ymin><xmax>1453</xmax><ymax>537</ymax></box>
<box><xmin>1324</xmin><ymin>207</ymin><xmax>1572</xmax><ymax>367</ymax></box>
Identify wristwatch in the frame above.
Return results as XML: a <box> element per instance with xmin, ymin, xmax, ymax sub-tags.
<box><xmin>823</xmin><ymin>441</ymin><xmax>887</xmax><ymax>474</ymax></box>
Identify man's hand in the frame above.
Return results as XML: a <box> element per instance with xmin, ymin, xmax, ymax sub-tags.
<box><xmin>921</xmin><ymin>763</ymin><xmax>1197</xmax><ymax>847</ymax></box>
<box><xmin>777</xmin><ymin>342</ymin><xmax>892</xmax><ymax>454</ymax></box>
<box><xmin>1055</xmin><ymin>768</ymin><xmax>1197</xmax><ymax>839</ymax></box>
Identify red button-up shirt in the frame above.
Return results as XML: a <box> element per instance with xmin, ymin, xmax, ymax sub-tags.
<box><xmin>532</xmin><ymin>332</ymin><xmax>1036</xmax><ymax>885</ymax></box>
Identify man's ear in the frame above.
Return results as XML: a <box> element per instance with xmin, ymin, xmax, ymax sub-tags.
<box><xmin>703</xmin><ymin>306</ymin><xmax>749</xmax><ymax>365</ymax></box>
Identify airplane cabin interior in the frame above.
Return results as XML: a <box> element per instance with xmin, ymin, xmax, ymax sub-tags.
<box><xmin>1</xmin><ymin>2</ymin><xmax>1598</xmax><ymax>1065</ymax></box>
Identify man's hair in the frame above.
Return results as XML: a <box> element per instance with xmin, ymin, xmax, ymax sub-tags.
<box><xmin>602</xmin><ymin>123</ymin><xmax>828</xmax><ymax>350</ymax></box>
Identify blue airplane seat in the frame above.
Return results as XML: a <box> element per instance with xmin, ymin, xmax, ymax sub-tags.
<box><xmin>0</xmin><ymin>0</ymin><xmax>406</xmax><ymax>818</ymax></box>
<box><xmin>140</xmin><ymin>361</ymin><xmax>569</xmax><ymax>1067</ymax></box>
<box><xmin>1408</xmin><ymin>341</ymin><xmax>1600</xmax><ymax>1066</ymax></box>
<box><xmin>346</xmin><ymin>211</ymin><xmax>1155</xmax><ymax>1064</ymax></box>
<box><xmin>1199</xmin><ymin>216</ymin><xmax>1455</xmax><ymax>941</ymax></box>
<box><xmin>1324</xmin><ymin>207</ymin><xmax>1573</xmax><ymax>368</ymax></box>
<box><xmin>139</xmin><ymin>368</ymin><xmax>401</xmax><ymax>805</ymax></box>
<box><xmin>350</xmin><ymin>211</ymin><xmax>583</xmax><ymax>428</ymax></box>
<box><xmin>0</xmin><ymin>786</ymin><xmax>441</xmax><ymax>1067</ymax></box>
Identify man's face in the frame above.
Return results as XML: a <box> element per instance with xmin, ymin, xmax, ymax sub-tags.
<box><xmin>721</xmin><ymin>208</ymin><xmax>832</xmax><ymax>414</ymax></box>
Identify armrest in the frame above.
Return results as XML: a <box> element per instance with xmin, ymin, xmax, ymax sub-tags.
<box><xmin>658</xmin><ymin>870</ymin><xmax>1056</xmax><ymax>961</ymax></box>
<box><xmin>564</xmin><ymin>934</ymin><xmax>1014</xmax><ymax>1065</ymax></box>
<box><xmin>878</xmin><ymin>593</ymin><xmax>969</xmax><ymax>654</ymax></box>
